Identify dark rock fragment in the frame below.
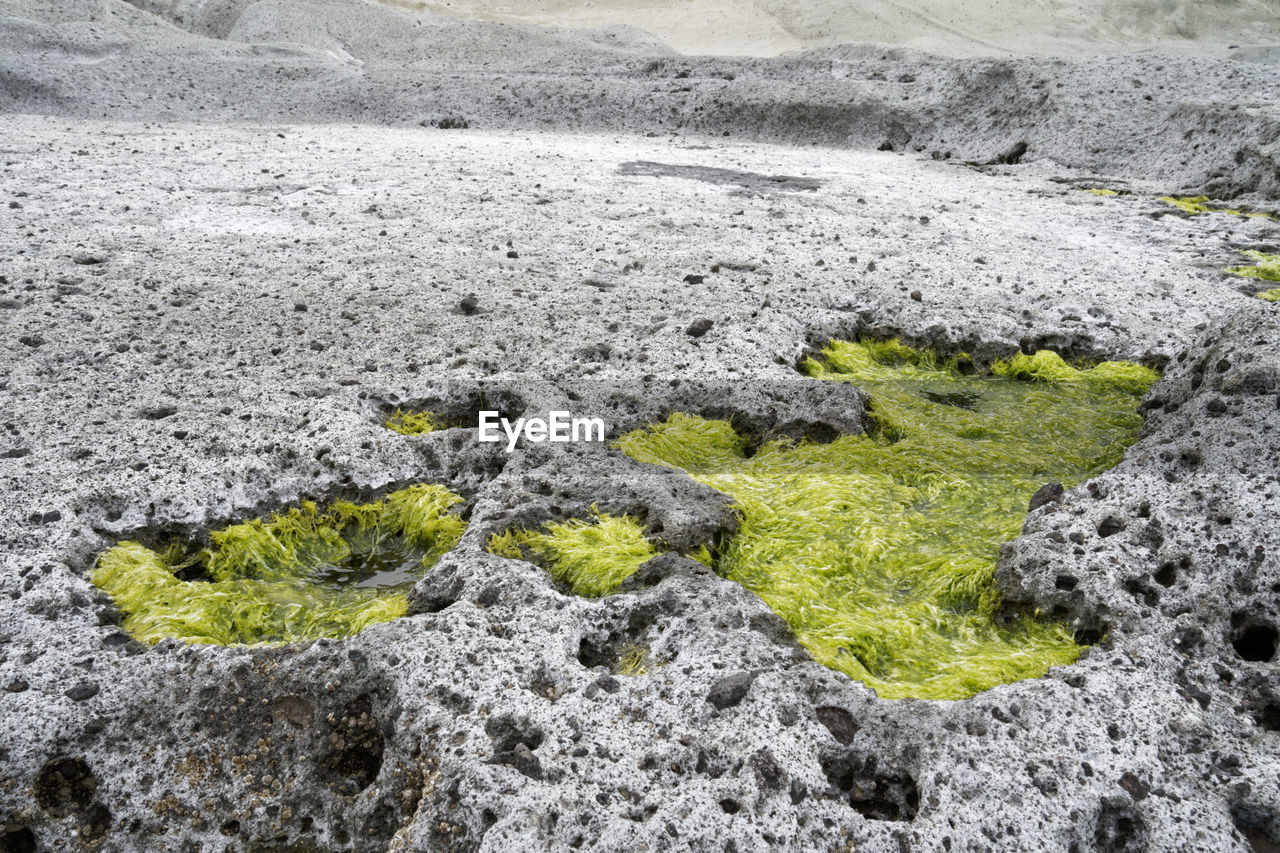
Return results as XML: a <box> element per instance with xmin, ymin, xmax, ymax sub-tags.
<box><xmin>686</xmin><ymin>318</ymin><xmax>713</xmax><ymax>338</ymax></box>
<box><xmin>707</xmin><ymin>671</ymin><xmax>755</xmax><ymax>709</ymax></box>
<box><xmin>64</xmin><ymin>682</ymin><xmax>99</xmax><ymax>702</ymax></box>
<box><xmin>1029</xmin><ymin>482</ymin><xmax>1064</xmax><ymax>512</ymax></box>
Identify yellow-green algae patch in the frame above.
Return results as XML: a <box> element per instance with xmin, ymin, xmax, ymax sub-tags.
<box><xmin>1259</xmin><ymin>289</ymin><xmax>1280</xmax><ymax>303</ymax></box>
<box><xmin>1159</xmin><ymin>195</ymin><xmax>1277</xmax><ymax>220</ymax></box>
<box><xmin>488</xmin><ymin>510</ymin><xmax>657</xmax><ymax>597</ymax></box>
<box><xmin>1083</xmin><ymin>188</ymin><xmax>1119</xmax><ymax>197</ymax></box>
<box><xmin>617</xmin><ymin>340</ymin><xmax>1157</xmax><ymax>700</ymax></box>
<box><xmin>385</xmin><ymin>408</ymin><xmax>441</xmax><ymax>435</ymax></box>
<box><xmin>93</xmin><ymin>484</ymin><xmax>466</xmax><ymax>645</ymax></box>
<box><xmin>1227</xmin><ymin>251</ymin><xmax>1280</xmax><ymax>288</ymax></box>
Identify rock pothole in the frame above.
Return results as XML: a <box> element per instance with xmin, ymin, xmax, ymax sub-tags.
<box><xmin>89</xmin><ymin>484</ymin><xmax>468</xmax><ymax>645</ymax></box>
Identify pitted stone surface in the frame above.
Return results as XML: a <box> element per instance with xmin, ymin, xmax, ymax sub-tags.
<box><xmin>1</xmin><ymin>2</ymin><xmax>1280</xmax><ymax>851</ymax></box>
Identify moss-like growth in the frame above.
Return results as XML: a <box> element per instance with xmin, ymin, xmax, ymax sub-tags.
<box><xmin>618</xmin><ymin>340</ymin><xmax>1156</xmax><ymax>700</ymax></box>
<box><xmin>1159</xmin><ymin>195</ymin><xmax>1276</xmax><ymax>220</ymax></box>
<box><xmin>615</xmin><ymin>645</ymin><xmax>651</xmax><ymax>676</ymax></box>
<box><xmin>1259</xmin><ymin>288</ymin><xmax>1280</xmax><ymax>303</ymax></box>
<box><xmin>992</xmin><ymin>350</ymin><xmax>1158</xmax><ymax>395</ymax></box>
<box><xmin>1227</xmin><ymin>250</ymin><xmax>1280</xmax><ymax>286</ymax></box>
<box><xmin>385</xmin><ymin>408</ymin><xmax>440</xmax><ymax>435</ymax></box>
<box><xmin>487</xmin><ymin>509</ymin><xmax>657</xmax><ymax>597</ymax></box>
<box><xmin>92</xmin><ymin>484</ymin><xmax>466</xmax><ymax>645</ymax></box>
<box><xmin>1084</xmin><ymin>188</ymin><xmax>1119</xmax><ymax>197</ymax></box>
<box><xmin>689</xmin><ymin>545</ymin><xmax>714</xmax><ymax>568</ymax></box>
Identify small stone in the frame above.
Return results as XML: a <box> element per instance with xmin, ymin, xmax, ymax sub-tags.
<box><xmin>1118</xmin><ymin>772</ymin><xmax>1150</xmax><ymax>801</ymax></box>
<box><xmin>1097</xmin><ymin>516</ymin><xmax>1126</xmax><ymax>538</ymax></box>
<box><xmin>1028</xmin><ymin>482</ymin><xmax>1064</xmax><ymax>512</ymax></box>
<box><xmin>682</xmin><ymin>274</ymin><xmax>705</xmax><ymax>285</ymax></box>
<box><xmin>510</xmin><ymin>743</ymin><xmax>543</xmax><ymax>780</ymax></box>
<box><xmin>686</xmin><ymin>319</ymin><xmax>713</xmax><ymax>338</ymax></box>
<box><xmin>457</xmin><ymin>294</ymin><xmax>480</xmax><ymax>315</ymax></box>
<box><xmin>4</xmin><ymin>679</ymin><xmax>29</xmax><ymax>693</ymax></box>
<box><xmin>707</xmin><ymin>671</ymin><xmax>755</xmax><ymax>709</ymax></box>
<box><xmin>910</xmin><ymin>290</ymin><xmax>923</xmax><ymax>302</ymax></box>
<box><xmin>65</xmin><ymin>681</ymin><xmax>100</xmax><ymax>701</ymax></box>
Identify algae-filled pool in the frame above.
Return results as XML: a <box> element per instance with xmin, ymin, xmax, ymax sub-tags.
<box><xmin>617</xmin><ymin>340</ymin><xmax>1157</xmax><ymax>700</ymax></box>
<box><xmin>92</xmin><ymin>484</ymin><xmax>467</xmax><ymax>645</ymax></box>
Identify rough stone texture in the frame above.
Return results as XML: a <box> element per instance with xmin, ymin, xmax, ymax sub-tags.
<box><xmin>1</xmin><ymin>1</ymin><xmax>1279</xmax><ymax>851</ymax></box>
<box><xmin>2</xmin><ymin>0</ymin><xmax>1280</xmax><ymax>197</ymax></box>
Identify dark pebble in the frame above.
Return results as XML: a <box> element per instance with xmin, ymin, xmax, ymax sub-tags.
<box><xmin>707</xmin><ymin>671</ymin><xmax>755</xmax><ymax>709</ymax></box>
<box><xmin>686</xmin><ymin>319</ymin><xmax>713</xmax><ymax>338</ymax></box>
<box><xmin>1028</xmin><ymin>482</ymin><xmax>1064</xmax><ymax>512</ymax></box>
<box><xmin>65</xmin><ymin>681</ymin><xmax>99</xmax><ymax>702</ymax></box>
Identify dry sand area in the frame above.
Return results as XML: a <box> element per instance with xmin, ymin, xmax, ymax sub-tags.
<box><xmin>1</xmin><ymin>1</ymin><xmax>1279</xmax><ymax>852</ymax></box>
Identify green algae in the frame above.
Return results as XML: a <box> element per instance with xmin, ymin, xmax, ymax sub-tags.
<box><xmin>1227</xmin><ymin>251</ymin><xmax>1280</xmax><ymax>288</ymax></box>
<box><xmin>1259</xmin><ymin>289</ymin><xmax>1280</xmax><ymax>303</ymax></box>
<box><xmin>92</xmin><ymin>484</ymin><xmax>466</xmax><ymax>646</ymax></box>
<box><xmin>488</xmin><ymin>509</ymin><xmax>657</xmax><ymax>597</ymax></box>
<box><xmin>385</xmin><ymin>408</ymin><xmax>440</xmax><ymax>435</ymax></box>
<box><xmin>1160</xmin><ymin>195</ymin><xmax>1277</xmax><ymax>220</ymax></box>
<box><xmin>617</xmin><ymin>340</ymin><xmax>1157</xmax><ymax>700</ymax></box>
<box><xmin>615</xmin><ymin>644</ymin><xmax>652</xmax><ymax>676</ymax></box>
<box><xmin>1083</xmin><ymin>188</ymin><xmax>1119</xmax><ymax>197</ymax></box>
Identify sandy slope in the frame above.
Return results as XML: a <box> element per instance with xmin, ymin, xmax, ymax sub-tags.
<box><xmin>375</xmin><ymin>0</ymin><xmax>1280</xmax><ymax>57</ymax></box>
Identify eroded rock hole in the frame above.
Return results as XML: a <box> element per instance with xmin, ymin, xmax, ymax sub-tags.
<box><xmin>485</xmin><ymin>716</ymin><xmax>544</xmax><ymax>780</ymax></box>
<box><xmin>1256</xmin><ymin>702</ymin><xmax>1280</xmax><ymax>732</ymax></box>
<box><xmin>321</xmin><ymin>694</ymin><xmax>385</xmax><ymax>794</ymax></box>
<box><xmin>1232</xmin><ymin>620</ymin><xmax>1279</xmax><ymax>663</ymax></box>
<box><xmin>90</xmin><ymin>484</ymin><xmax>467</xmax><ymax>645</ymax></box>
<box><xmin>577</xmin><ymin>606</ymin><xmax>664</xmax><ymax>675</ymax></box>
<box><xmin>32</xmin><ymin>758</ymin><xmax>111</xmax><ymax>842</ymax></box>
<box><xmin>1154</xmin><ymin>562</ymin><xmax>1178</xmax><ymax>587</ymax></box>
<box><xmin>1092</xmin><ymin>797</ymin><xmax>1148</xmax><ymax>853</ymax></box>
<box><xmin>33</xmin><ymin>758</ymin><xmax>96</xmax><ymax>814</ymax></box>
<box><xmin>815</xmin><ymin>706</ymin><xmax>859</xmax><ymax>745</ymax></box>
<box><xmin>1232</xmin><ymin>801</ymin><xmax>1280</xmax><ymax>853</ymax></box>
<box><xmin>615</xmin><ymin>338</ymin><xmax>1156</xmax><ymax>699</ymax></box>
<box><xmin>0</xmin><ymin>827</ymin><xmax>36</xmax><ymax>853</ymax></box>
<box><xmin>382</xmin><ymin>387</ymin><xmax>526</xmax><ymax>435</ymax></box>
<box><xmin>820</xmin><ymin>751</ymin><xmax>920</xmax><ymax>822</ymax></box>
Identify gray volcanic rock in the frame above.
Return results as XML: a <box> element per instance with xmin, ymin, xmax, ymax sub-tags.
<box><xmin>0</xmin><ymin>1</ymin><xmax>1279</xmax><ymax>851</ymax></box>
<box><xmin>0</xmin><ymin>112</ymin><xmax>1276</xmax><ymax>852</ymax></box>
<box><xmin>1</xmin><ymin>0</ymin><xmax>1278</xmax><ymax>197</ymax></box>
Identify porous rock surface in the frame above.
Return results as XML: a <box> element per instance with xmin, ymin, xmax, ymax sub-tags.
<box><xmin>1</xmin><ymin>2</ymin><xmax>1279</xmax><ymax>852</ymax></box>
